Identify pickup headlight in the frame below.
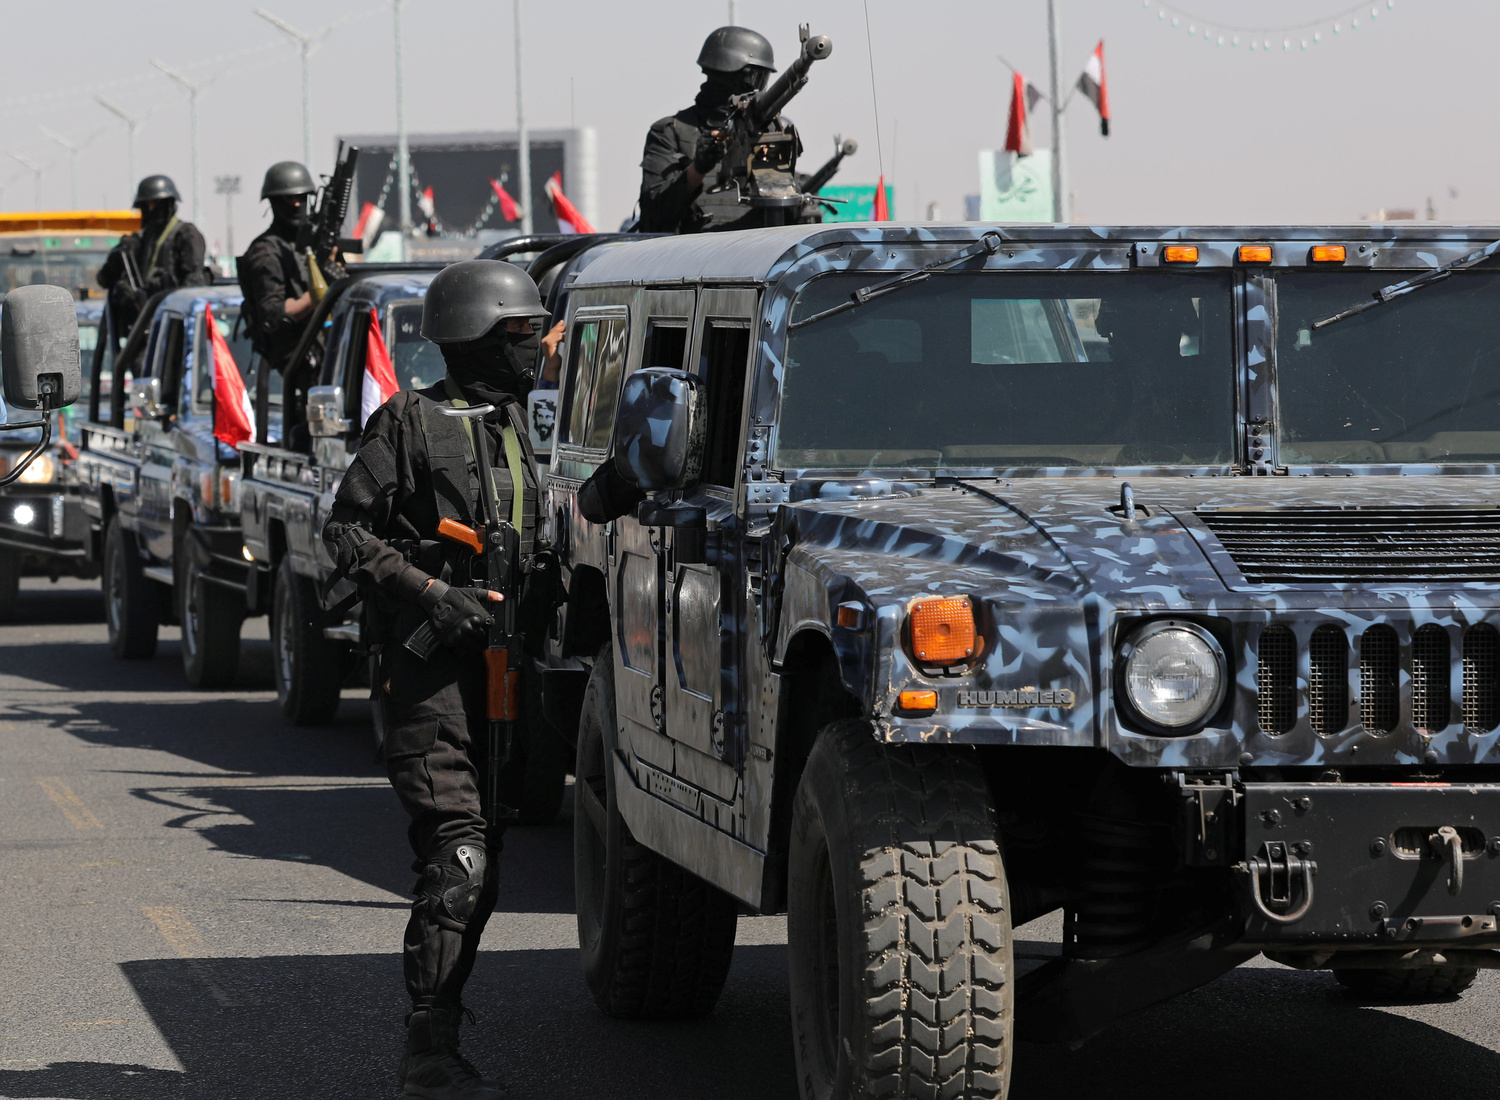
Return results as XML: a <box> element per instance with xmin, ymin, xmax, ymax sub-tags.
<box><xmin>16</xmin><ymin>452</ymin><xmax>55</xmax><ymax>484</ymax></box>
<box><xmin>1120</xmin><ymin>620</ymin><xmax>1226</xmax><ymax>731</ymax></box>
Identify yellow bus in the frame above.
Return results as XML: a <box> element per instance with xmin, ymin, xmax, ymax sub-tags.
<box><xmin>0</xmin><ymin>210</ymin><xmax>139</xmax><ymax>298</ymax></box>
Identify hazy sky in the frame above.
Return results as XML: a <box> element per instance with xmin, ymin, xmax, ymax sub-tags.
<box><xmin>0</xmin><ymin>0</ymin><xmax>1483</xmax><ymax>250</ymax></box>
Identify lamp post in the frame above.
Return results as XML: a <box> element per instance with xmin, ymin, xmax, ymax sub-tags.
<box><xmin>253</xmin><ymin>7</ymin><xmax>337</xmax><ymax>169</ymax></box>
<box><xmin>215</xmin><ymin>175</ymin><xmax>242</xmax><ymax>270</ymax></box>
<box><xmin>394</xmin><ymin>0</ymin><xmax>411</xmax><ymax>236</ymax></box>
<box><xmin>39</xmin><ymin>127</ymin><xmax>80</xmax><ymax>210</ymax></box>
<box><xmin>96</xmin><ymin>96</ymin><xmax>144</xmax><ymax>199</ymax></box>
<box><xmin>8</xmin><ymin>154</ymin><xmax>43</xmax><ymax>211</ymax></box>
<box><xmin>150</xmin><ymin>58</ymin><xmax>202</xmax><ymax>225</ymax></box>
<box><xmin>514</xmin><ymin>0</ymin><xmax>532</xmax><ymax>235</ymax></box>
<box><xmin>1046</xmin><ymin>0</ymin><xmax>1069</xmax><ymax>223</ymax></box>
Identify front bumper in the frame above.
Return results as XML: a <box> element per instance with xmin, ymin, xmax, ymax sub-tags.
<box><xmin>0</xmin><ymin>489</ymin><xmax>90</xmax><ymax>559</ymax></box>
<box><xmin>1227</xmin><ymin>781</ymin><xmax>1500</xmax><ymax>947</ymax></box>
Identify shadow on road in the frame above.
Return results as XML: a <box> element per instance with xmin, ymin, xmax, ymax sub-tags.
<box><xmin>6</xmin><ymin>577</ymin><xmax>103</xmax><ymax>625</ymax></box>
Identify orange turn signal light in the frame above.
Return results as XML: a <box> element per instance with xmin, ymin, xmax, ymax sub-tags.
<box><xmin>1311</xmin><ymin>244</ymin><xmax>1347</xmax><ymax>263</ymax></box>
<box><xmin>1163</xmin><ymin>245</ymin><xmax>1199</xmax><ymax>264</ymax></box>
<box><xmin>1238</xmin><ymin>244</ymin><xmax>1272</xmax><ymax>264</ymax></box>
<box><xmin>898</xmin><ymin>690</ymin><xmax>938</xmax><ymax>713</ymax></box>
<box><xmin>908</xmin><ymin>595</ymin><xmax>978</xmax><ymax>666</ymax></box>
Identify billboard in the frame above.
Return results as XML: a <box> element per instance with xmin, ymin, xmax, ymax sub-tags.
<box><xmin>978</xmin><ymin>150</ymin><xmax>1053</xmax><ymax>223</ymax></box>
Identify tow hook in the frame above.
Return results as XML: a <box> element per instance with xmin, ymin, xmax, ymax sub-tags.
<box><xmin>1248</xmin><ymin>840</ymin><xmax>1317</xmax><ymax>924</ymax></box>
<box><xmin>1430</xmin><ymin>825</ymin><xmax>1465</xmax><ymax>897</ymax></box>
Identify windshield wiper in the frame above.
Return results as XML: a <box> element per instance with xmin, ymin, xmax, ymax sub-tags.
<box><xmin>789</xmin><ymin>231</ymin><xmax>1004</xmax><ymax>330</ymax></box>
<box><xmin>1311</xmin><ymin>236</ymin><xmax>1500</xmax><ymax>330</ymax></box>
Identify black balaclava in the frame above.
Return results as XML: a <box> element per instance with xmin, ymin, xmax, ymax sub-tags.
<box><xmin>269</xmin><ymin>195</ymin><xmax>310</xmax><ymax>236</ymax></box>
<box><xmin>695</xmin><ymin>65</ymin><xmax>771</xmax><ymax>126</ymax></box>
<box><xmin>441</xmin><ymin>327</ymin><xmax>539</xmax><ymax>406</ymax></box>
<box><xmin>140</xmin><ymin>198</ymin><xmax>176</xmax><ymax>231</ymax></box>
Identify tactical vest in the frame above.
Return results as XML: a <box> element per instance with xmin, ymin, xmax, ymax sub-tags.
<box><xmin>416</xmin><ymin>385</ymin><xmax>539</xmax><ymax>566</ymax></box>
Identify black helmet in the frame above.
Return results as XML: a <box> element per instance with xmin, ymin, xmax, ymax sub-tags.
<box><xmin>260</xmin><ymin>161</ymin><xmax>315</xmax><ymax>200</ymax></box>
<box><xmin>132</xmin><ymin>175</ymin><xmax>180</xmax><ymax>207</ymax></box>
<box><xmin>697</xmin><ymin>26</ymin><xmax>775</xmax><ymax>73</ymax></box>
<box><xmin>420</xmin><ymin>260</ymin><xmax>547</xmax><ymax>345</ymax></box>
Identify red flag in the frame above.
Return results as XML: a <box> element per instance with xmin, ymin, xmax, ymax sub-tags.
<box><xmin>206</xmin><ymin>304</ymin><xmax>253</xmax><ymax>449</ymax></box>
<box><xmin>1077</xmin><ymin>41</ymin><xmax>1110</xmax><ymax>136</ymax></box>
<box><xmin>544</xmin><ymin>172</ymin><xmax>595</xmax><ymax>233</ymax></box>
<box><xmin>416</xmin><ymin>186</ymin><xmax>436</xmax><ymax>223</ymax></box>
<box><xmin>1005</xmin><ymin>71</ymin><xmax>1044</xmax><ymax>155</ymax></box>
<box><xmin>361</xmin><ymin>308</ymin><xmax>399</xmax><ymax>427</ymax></box>
<box><xmin>490</xmin><ymin>178</ymin><xmax>522</xmax><ymax>223</ymax></box>
<box><xmin>353</xmin><ymin>202</ymin><xmax>378</xmax><ymax>239</ymax></box>
<box><xmin>873</xmin><ymin>175</ymin><xmax>890</xmax><ymax>221</ymax></box>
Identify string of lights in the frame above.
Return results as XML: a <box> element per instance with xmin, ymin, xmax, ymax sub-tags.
<box><xmin>1144</xmin><ymin>0</ymin><xmax>1397</xmax><ymax>51</ymax></box>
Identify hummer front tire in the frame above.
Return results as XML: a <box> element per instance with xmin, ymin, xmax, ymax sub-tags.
<box><xmin>787</xmin><ymin>720</ymin><xmax>1014</xmax><ymax>1100</ymax></box>
<box><xmin>573</xmin><ymin>648</ymin><xmax>738</xmax><ymax>1017</ymax></box>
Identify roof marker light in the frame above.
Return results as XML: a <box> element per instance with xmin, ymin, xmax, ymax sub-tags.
<box><xmin>1311</xmin><ymin>244</ymin><xmax>1347</xmax><ymax>263</ymax></box>
<box><xmin>1163</xmin><ymin>245</ymin><xmax>1199</xmax><ymax>264</ymax></box>
<box><xmin>1238</xmin><ymin>244</ymin><xmax>1273</xmax><ymax>263</ymax></box>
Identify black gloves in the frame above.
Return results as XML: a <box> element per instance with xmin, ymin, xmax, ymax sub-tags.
<box><xmin>692</xmin><ymin>129</ymin><xmax>725</xmax><ymax>175</ymax></box>
<box><xmin>418</xmin><ymin>578</ymin><xmax>493</xmax><ymax>651</ymax></box>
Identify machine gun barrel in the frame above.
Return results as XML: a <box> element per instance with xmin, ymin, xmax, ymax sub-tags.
<box><xmin>302</xmin><ymin>140</ymin><xmax>359</xmax><ymax>302</ymax></box>
<box><xmin>802</xmin><ymin>137</ymin><xmax>857</xmax><ymax>195</ymax></box>
<box><xmin>752</xmin><ymin>31</ymin><xmax>832</xmax><ymax>125</ymax></box>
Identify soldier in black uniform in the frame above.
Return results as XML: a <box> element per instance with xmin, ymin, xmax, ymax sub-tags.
<box><xmin>237</xmin><ymin>161</ymin><xmax>318</xmax><ymax>445</ymax></box>
<box><xmin>322</xmin><ymin>260</ymin><xmax>548</xmax><ymax>1100</ymax></box>
<box><xmin>637</xmin><ymin>25</ymin><xmax>777</xmax><ymax>233</ymax></box>
<box><xmin>96</xmin><ymin>174</ymin><xmax>210</xmax><ymax>335</ymax></box>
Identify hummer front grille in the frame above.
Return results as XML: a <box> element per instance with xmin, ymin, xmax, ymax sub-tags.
<box><xmin>1254</xmin><ymin>622</ymin><xmax>1500</xmax><ymax>736</ymax></box>
<box><xmin>1197</xmin><ymin>508</ymin><xmax>1500</xmax><ymax>583</ymax></box>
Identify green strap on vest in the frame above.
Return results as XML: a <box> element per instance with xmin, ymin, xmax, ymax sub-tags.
<box><xmin>441</xmin><ymin>377</ymin><xmax>526</xmax><ymax>531</ymax></box>
<box><xmin>145</xmin><ymin>216</ymin><xmax>179</xmax><ymax>274</ymax></box>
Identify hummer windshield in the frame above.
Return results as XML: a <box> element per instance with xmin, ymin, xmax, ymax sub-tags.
<box><xmin>778</xmin><ymin>271</ymin><xmax>1235</xmax><ymax>469</ymax></box>
<box><xmin>1276</xmin><ymin>270</ymin><xmax>1500</xmax><ymax>464</ymax></box>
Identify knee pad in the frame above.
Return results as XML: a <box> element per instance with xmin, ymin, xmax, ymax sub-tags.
<box><xmin>419</xmin><ymin>845</ymin><xmax>487</xmax><ymax>930</ymax></box>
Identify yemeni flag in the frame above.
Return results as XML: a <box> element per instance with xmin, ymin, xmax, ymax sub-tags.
<box><xmin>490</xmin><ymin>178</ymin><xmax>522</xmax><ymax>223</ymax></box>
<box><xmin>353</xmin><ymin>202</ymin><xmax>384</xmax><ymax>252</ymax></box>
<box><xmin>360</xmin><ymin>308</ymin><xmax>399</xmax><ymax>428</ymax></box>
<box><xmin>1004</xmin><ymin>71</ymin><xmax>1044</xmax><ymax>156</ymax></box>
<box><xmin>545</xmin><ymin>172</ymin><xmax>595</xmax><ymax>234</ymax></box>
<box><xmin>416</xmin><ymin>186</ymin><xmax>436</xmax><ymax>229</ymax></box>
<box><xmin>873</xmin><ymin>175</ymin><xmax>890</xmax><ymax>221</ymax></box>
<box><xmin>1077</xmin><ymin>41</ymin><xmax>1110</xmax><ymax>136</ymax></box>
<box><xmin>206</xmin><ymin>304</ymin><xmax>253</xmax><ymax>449</ymax></box>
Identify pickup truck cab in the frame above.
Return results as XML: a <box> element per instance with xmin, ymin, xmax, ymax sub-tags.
<box><xmin>0</xmin><ymin>300</ymin><xmax>108</xmax><ymax>618</ymax></box>
<box><xmin>70</xmin><ymin>284</ymin><xmax>267</xmax><ymax>685</ymax></box>
<box><xmin>545</xmin><ymin>223</ymin><xmax>1500</xmax><ymax>1100</ymax></box>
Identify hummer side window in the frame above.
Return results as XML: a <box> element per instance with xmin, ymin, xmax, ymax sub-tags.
<box><xmin>699</xmin><ymin>322</ymin><xmax>751</xmax><ymax>486</ymax></box>
<box><xmin>643</xmin><ymin>322</ymin><xmax>688</xmax><ymax>371</ymax></box>
<box><xmin>561</xmin><ymin>314</ymin><xmax>628</xmax><ymax>449</ymax></box>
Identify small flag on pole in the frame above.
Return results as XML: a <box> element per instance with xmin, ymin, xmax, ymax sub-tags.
<box><xmin>1077</xmin><ymin>41</ymin><xmax>1110</xmax><ymax>136</ymax></box>
<box><xmin>361</xmin><ymin>308</ymin><xmax>399</xmax><ymax>428</ymax></box>
<box><xmin>873</xmin><ymin>175</ymin><xmax>890</xmax><ymax>221</ymax></box>
<box><xmin>354</xmin><ymin>202</ymin><xmax>384</xmax><ymax>253</ymax></box>
<box><xmin>206</xmin><ymin>304</ymin><xmax>253</xmax><ymax>449</ymax></box>
<box><xmin>416</xmin><ymin>186</ymin><xmax>436</xmax><ymax>227</ymax></box>
<box><xmin>545</xmin><ymin>172</ymin><xmax>595</xmax><ymax>234</ymax></box>
<box><xmin>490</xmin><ymin>178</ymin><xmax>522</xmax><ymax>223</ymax></box>
<box><xmin>1004</xmin><ymin>72</ymin><xmax>1044</xmax><ymax>156</ymax></box>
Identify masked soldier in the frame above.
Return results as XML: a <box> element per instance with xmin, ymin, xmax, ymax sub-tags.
<box><xmin>96</xmin><ymin>174</ymin><xmax>210</xmax><ymax>335</ymax></box>
<box><xmin>637</xmin><ymin>25</ymin><xmax>778</xmax><ymax>233</ymax></box>
<box><xmin>322</xmin><ymin>259</ymin><xmax>547</xmax><ymax>1100</ymax></box>
<box><xmin>237</xmin><ymin>161</ymin><xmax>319</xmax><ymax>446</ymax></box>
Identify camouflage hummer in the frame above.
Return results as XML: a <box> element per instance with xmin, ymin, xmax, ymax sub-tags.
<box><xmin>541</xmin><ymin>222</ymin><xmax>1500</xmax><ymax>1099</ymax></box>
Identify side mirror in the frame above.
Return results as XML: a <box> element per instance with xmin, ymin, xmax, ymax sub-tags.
<box><xmin>612</xmin><ymin>367</ymin><xmax>705</xmax><ymax>491</ymax></box>
<box><xmin>1</xmin><ymin>284</ymin><xmax>80</xmax><ymax>412</ymax></box>
<box><xmin>307</xmin><ymin>385</ymin><xmax>351</xmax><ymax>437</ymax></box>
<box><xmin>128</xmin><ymin>375</ymin><xmax>164</xmax><ymax>420</ymax></box>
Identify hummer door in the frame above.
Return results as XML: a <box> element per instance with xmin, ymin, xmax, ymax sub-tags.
<box><xmin>658</xmin><ymin>289</ymin><xmax>755</xmax><ymax>806</ymax></box>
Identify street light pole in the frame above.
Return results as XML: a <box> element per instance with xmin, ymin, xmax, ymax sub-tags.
<box><xmin>514</xmin><ymin>0</ymin><xmax>532</xmax><ymax>235</ymax></box>
<box><xmin>1046</xmin><ymin>0</ymin><xmax>1069</xmax><ymax>223</ymax></box>
<box><xmin>215</xmin><ymin>175</ymin><xmax>242</xmax><ymax>270</ymax></box>
<box><xmin>96</xmin><ymin>96</ymin><xmax>143</xmax><ymax>198</ymax></box>
<box><xmin>253</xmin><ymin>7</ymin><xmax>337</xmax><ymax>169</ymax></box>
<box><xmin>394</xmin><ymin>0</ymin><xmax>411</xmax><ymax>236</ymax></box>
<box><xmin>151</xmin><ymin>59</ymin><xmax>202</xmax><ymax>225</ymax></box>
<box><xmin>8</xmin><ymin>153</ymin><xmax>43</xmax><ymax>211</ymax></box>
<box><xmin>39</xmin><ymin>127</ymin><xmax>79</xmax><ymax>210</ymax></box>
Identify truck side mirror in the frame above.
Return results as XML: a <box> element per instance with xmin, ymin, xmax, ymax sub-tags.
<box><xmin>1</xmin><ymin>284</ymin><xmax>80</xmax><ymax>412</ymax></box>
<box><xmin>307</xmin><ymin>385</ymin><xmax>351</xmax><ymax>437</ymax></box>
<box><xmin>612</xmin><ymin>367</ymin><xmax>706</xmax><ymax>491</ymax></box>
<box><xmin>128</xmin><ymin>375</ymin><xmax>164</xmax><ymax>420</ymax></box>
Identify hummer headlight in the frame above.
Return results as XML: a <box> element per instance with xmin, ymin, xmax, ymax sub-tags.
<box><xmin>1120</xmin><ymin>620</ymin><xmax>1226</xmax><ymax>731</ymax></box>
<box><xmin>16</xmin><ymin>453</ymin><xmax>55</xmax><ymax>484</ymax></box>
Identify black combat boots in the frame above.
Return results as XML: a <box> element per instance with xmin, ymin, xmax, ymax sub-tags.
<box><xmin>397</xmin><ymin>1005</ymin><xmax>508</xmax><ymax>1100</ymax></box>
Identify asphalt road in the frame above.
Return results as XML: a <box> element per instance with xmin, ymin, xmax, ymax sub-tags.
<box><xmin>3</xmin><ymin>577</ymin><xmax>1500</xmax><ymax>1100</ymax></box>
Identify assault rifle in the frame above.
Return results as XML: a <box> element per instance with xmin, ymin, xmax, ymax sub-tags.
<box><xmin>715</xmin><ymin>24</ymin><xmax>833</xmax><ymax>219</ymax></box>
<box><xmin>402</xmin><ymin>406</ymin><xmax>523</xmax><ymax>825</ymax></box>
<box><xmin>298</xmin><ymin>140</ymin><xmax>360</xmax><ymax>303</ymax></box>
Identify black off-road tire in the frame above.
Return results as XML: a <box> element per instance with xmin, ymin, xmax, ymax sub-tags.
<box><xmin>103</xmin><ymin>519</ymin><xmax>158</xmax><ymax>659</ymax></box>
<box><xmin>787</xmin><ymin>719</ymin><xmax>1013</xmax><ymax>1100</ymax></box>
<box><xmin>271</xmin><ymin>557</ymin><xmax>344</xmax><ymax>725</ymax></box>
<box><xmin>180</xmin><ymin>558</ymin><xmax>244</xmax><ymax>688</ymax></box>
<box><xmin>1334</xmin><ymin>965</ymin><xmax>1479</xmax><ymax>1001</ymax></box>
<box><xmin>0</xmin><ymin>547</ymin><xmax>20</xmax><ymax>622</ymax></box>
<box><xmin>573</xmin><ymin>649</ymin><xmax>738</xmax><ymax>1018</ymax></box>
